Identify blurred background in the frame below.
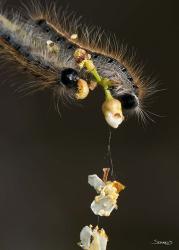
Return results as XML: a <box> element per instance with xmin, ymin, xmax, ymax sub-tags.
<box><xmin>0</xmin><ymin>0</ymin><xmax>178</xmax><ymax>249</ymax></box>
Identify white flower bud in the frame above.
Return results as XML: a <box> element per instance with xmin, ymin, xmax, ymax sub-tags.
<box><xmin>102</xmin><ymin>98</ymin><xmax>124</xmax><ymax>128</ymax></box>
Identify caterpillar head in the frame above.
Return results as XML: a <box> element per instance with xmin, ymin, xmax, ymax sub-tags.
<box><xmin>90</xmin><ymin>53</ymin><xmax>143</xmax><ymax>115</ymax></box>
<box><xmin>108</xmin><ymin>67</ymin><xmax>140</xmax><ymax>113</ymax></box>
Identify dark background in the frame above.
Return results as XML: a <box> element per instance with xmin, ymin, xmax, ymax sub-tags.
<box><xmin>0</xmin><ymin>0</ymin><xmax>178</xmax><ymax>250</ymax></box>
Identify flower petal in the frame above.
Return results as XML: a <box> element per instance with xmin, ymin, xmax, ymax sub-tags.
<box><xmin>90</xmin><ymin>228</ymin><xmax>108</xmax><ymax>250</ymax></box>
<box><xmin>104</xmin><ymin>111</ymin><xmax>123</xmax><ymax>129</ymax></box>
<box><xmin>91</xmin><ymin>196</ymin><xmax>117</xmax><ymax>216</ymax></box>
<box><xmin>102</xmin><ymin>98</ymin><xmax>124</xmax><ymax>128</ymax></box>
<box><xmin>88</xmin><ymin>175</ymin><xmax>105</xmax><ymax>193</ymax></box>
<box><xmin>79</xmin><ymin>226</ymin><xmax>93</xmax><ymax>249</ymax></box>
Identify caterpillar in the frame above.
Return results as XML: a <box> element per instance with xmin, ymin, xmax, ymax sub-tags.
<box><xmin>0</xmin><ymin>1</ymin><xmax>155</xmax><ymax>128</ymax></box>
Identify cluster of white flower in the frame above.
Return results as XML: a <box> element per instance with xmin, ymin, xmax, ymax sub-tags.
<box><xmin>78</xmin><ymin>169</ymin><xmax>125</xmax><ymax>250</ymax></box>
<box><xmin>89</xmin><ymin>174</ymin><xmax>125</xmax><ymax>217</ymax></box>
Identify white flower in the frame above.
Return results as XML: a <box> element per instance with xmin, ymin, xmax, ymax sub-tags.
<box><xmin>88</xmin><ymin>174</ymin><xmax>125</xmax><ymax>217</ymax></box>
<box><xmin>102</xmin><ymin>98</ymin><xmax>124</xmax><ymax>128</ymax></box>
<box><xmin>79</xmin><ymin>225</ymin><xmax>108</xmax><ymax>250</ymax></box>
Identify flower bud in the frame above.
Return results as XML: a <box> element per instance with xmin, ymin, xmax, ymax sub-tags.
<box><xmin>74</xmin><ymin>48</ymin><xmax>90</xmax><ymax>63</ymax></box>
<box><xmin>102</xmin><ymin>98</ymin><xmax>124</xmax><ymax>128</ymax></box>
<box><xmin>76</xmin><ymin>79</ymin><xmax>89</xmax><ymax>100</ymax></box>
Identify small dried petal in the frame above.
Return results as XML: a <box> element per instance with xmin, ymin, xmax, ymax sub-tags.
<box><xmin>89</xmin><ymin>81</ymin><xmax>97</xmax><ymax>91</ymax></box>
<box><xmin>112</xmin><ymin>181</ymin><xmax>125</xmax><ymax>193</ymax></box>
<box><xmin>102</xmin><ymin>98</ymin><xmax>124</xmax><ymax>128</ymax></box>
<box><xmin>70</xmin><ymin>33</ymin><xmax>78</xmax><ymax>40</ymax></box>
<box><xmin>76</xmin><ymin>79</ymin><xmax>89</xmax><ymax>100</ymax></box>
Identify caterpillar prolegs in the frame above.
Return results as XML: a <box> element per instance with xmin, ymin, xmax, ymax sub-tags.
<box><xmin>0</xmin><ymin>2</ymin><xmax>154</xmax><ymax>128</ymax></box>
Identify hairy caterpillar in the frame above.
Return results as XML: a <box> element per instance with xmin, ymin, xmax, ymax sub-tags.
<box><xmin>0</xmin><ymin>1</ymin><xmax>155</xmax><ymax>128</ymax></box>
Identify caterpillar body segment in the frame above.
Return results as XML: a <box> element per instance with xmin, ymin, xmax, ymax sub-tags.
<box><xmin>0</xmin><ymin>13</ymin><xmax>80</xmax><ymax>99</ymax></box>
<box><xmin>33</xmin><ymin>17</ymin><xmax>140</xmax><ymax>97</ymax></box>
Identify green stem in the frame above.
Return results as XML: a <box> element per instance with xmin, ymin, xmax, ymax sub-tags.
<box><xmin>104</xmin><ymin>88</ymin><xmax>113</xmax><ymax>100</ymax></box>
<box><xmin>91</xmin><ymin>69</ymin><xmax>102</xmax><ymax>82</ymax></box>
<box><xmin>84</xmin><ymin>59</ymin><xmax>114</xmax><ymax>100</ymax></box>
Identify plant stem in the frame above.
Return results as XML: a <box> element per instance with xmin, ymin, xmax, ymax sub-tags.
<box><xmin>84</xmin><ymin>60</ymin><xmax>113</xmax><ymax>100</ymax></box>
